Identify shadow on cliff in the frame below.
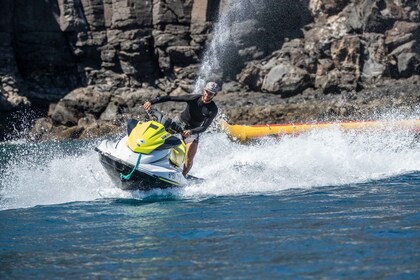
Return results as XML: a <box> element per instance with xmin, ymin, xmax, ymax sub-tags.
<box><xmin>13</xmin><ymin>0</ymin><xmax>83</xmax><ymax>104</ymax></box>
<box><xmin>0</xmin><ymin>0</ymin><xmax>88</xmax><ymax>141</ymax></box>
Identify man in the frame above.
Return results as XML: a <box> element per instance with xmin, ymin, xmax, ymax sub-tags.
<box><xmin>143</xmin><ymin>82</ymin><xmax>219</xmax><ymax>177</ymax></box>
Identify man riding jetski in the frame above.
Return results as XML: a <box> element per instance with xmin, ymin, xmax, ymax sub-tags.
<box><xmin>96</xmin><ymin>109</ymin><xmax>196</xmax><ymax>190</ymax></box>
<box><xmin>95</xmin><ymin>82</ymin><xmax>219</xmax><ymax>190</ymax></box>
<box><xmin>143</xmin><ymin>81</ymin><xmax>219</xmax><ymax>177</ymax></box>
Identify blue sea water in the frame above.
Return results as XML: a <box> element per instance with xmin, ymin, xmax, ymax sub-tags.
<box><xmin>1</xmin><ymin>127</ymin><xmax>419</xmax><ymax>279</ymax></box>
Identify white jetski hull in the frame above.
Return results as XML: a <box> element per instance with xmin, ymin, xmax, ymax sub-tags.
<box><xmin>95</xmin><ymin>136</ymin><xmax>186</xmax><ymax>190</ymax></box>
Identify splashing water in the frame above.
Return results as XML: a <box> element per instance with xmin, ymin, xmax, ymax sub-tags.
<box><xmin>194</xmin><ymin>1</ymin><xmax>247</xmax><ymax>93</ymax></box>
<box><xmin>0</xmin><ymin>141</ymin><xmax>116</xmax><ymax>210</ymax></box>
<box><xmin>186</xmin><ymin>128</ymin><xmax>419</xmax><ymax>196</ymax></box>
<box><xmin>1</xmin><ymin>121</ymin><xmax>419</xmax><ymax>210</ymax></box>
<box><xmin>193</xmin><ymin>0</ymin><xmax>305</xmax><ymax>92</ymax></box>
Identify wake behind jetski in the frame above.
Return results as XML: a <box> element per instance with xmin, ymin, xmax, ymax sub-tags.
<box><xmin>95</xmin><ymin>110</ymin><xmax>203</xmax><ymax>191</ymax></box>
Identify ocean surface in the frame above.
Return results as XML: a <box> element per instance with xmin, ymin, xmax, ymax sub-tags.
<box><xmin>1</xmin><ymin>125</ymin><xmax>419</xmax><ymax>279</ymax></box>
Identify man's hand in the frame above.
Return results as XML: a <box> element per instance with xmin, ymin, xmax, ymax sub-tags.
<box><xmin>143</xmin><ymin>101</ymin><xmax>152</xmax><ymax>111</ymax></box>
<box><xmin>182</xmin><ymin>130</ymin><xmax>191</xmax><ymax>138</ymax></box>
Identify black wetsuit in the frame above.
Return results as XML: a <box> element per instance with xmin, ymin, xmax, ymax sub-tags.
<box><xmin>150</xmin><ymin>94</ymin><xmax>218</xmax><ymax>135</ymax></box>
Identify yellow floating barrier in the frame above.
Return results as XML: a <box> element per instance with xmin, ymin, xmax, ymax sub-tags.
<box><xmin>222</xmin><ymin>119</ymin><xmax>420</xmax><ymax>142</ymax></box>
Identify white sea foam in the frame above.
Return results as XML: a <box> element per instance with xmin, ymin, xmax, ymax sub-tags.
<box><xmin>0</xmin><ymin>141</ymin><xmax>114</xmax><ymax>210</ymax></box>
<box><xmin>1</xmin><ymin>121</ymin><xmax>419</xmax><ymax>210</ymax></box>
<box><xmin>182</xmin><ymin>126</ymin><xmax>420</xmax><ymax>197</ymax></box>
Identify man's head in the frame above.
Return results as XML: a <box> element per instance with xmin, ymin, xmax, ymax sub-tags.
<box><xmin>202</xmin><ymin>82</ymin><xmax>219</xmax><ymax>103</ymax></box>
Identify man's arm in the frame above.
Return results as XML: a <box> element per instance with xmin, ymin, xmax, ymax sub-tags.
<box><xmin>144</xmin><ymin>95</ymin><xmax>198</xmax><ymax>111</ymax></box>
<box><xmin>189</xmin><ymin>108</ymin><xmax>218</xmax><ymax>135</ymax></box>
<box><xmin>150</xmin><ymin>95</ymin><xmax>197</xmax><ymax>105</ymax></box>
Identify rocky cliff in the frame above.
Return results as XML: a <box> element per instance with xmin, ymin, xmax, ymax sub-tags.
<box><xmin>0</xmin><ymin>0</ymin><xmax>419</xmax><ymax>140</ymax></box>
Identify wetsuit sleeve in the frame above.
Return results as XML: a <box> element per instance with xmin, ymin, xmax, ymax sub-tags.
<box><xmin>189</xmin><ymin>107</ymin><xmax>218</xmax><ymax>135</ymax></box>
<box><xmin>150</xmin><ymin>95</ymin><xmax>196</xmax><ymax>104</ymax></box>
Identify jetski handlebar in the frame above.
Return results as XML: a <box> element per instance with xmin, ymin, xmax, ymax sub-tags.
<box><xmin>147</xmin><ymin>109</ymin><xmax>164</xmax><ymax>123</ymax></box>
<box><xmin>147</xmin><ymin>109</ymin><xmax>184</xmax><ymax>134</ymax></box>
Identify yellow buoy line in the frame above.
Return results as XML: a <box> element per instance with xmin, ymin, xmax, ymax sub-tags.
<box><xmin>222</xmin><ymin>119</ymin><xmax>420</xmax><ymax>142</ymax></box>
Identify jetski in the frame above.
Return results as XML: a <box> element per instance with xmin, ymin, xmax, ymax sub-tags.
<box><xmin>95</xmin><ymin>110</ymin><xmax>202</xmax><ymax>190</ymax></box>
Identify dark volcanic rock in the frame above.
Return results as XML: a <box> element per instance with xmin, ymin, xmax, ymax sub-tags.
<box><xmin>261</xmin><ymin>64</ymin><xmax>311</xmax><ymax>97</ymax></box>
<box><xmin>238</xmin><ymin>0</ymin><xmax>420</xmax><ymax>96</ymax></box>
<box><xmin>309</xmin><ymin>0</ymin><xmax>348</xmax><ymax>16</ymax></box>
<box><xmin>50</xmin><ymin>86</ymin><xmax>112</xmax><ymax>126</ymax></box>
<box><xmin>360</xmin><ymin>33</ymin><xmax>388</xmax><ymax>84</ymax></box>
<box><xmin>221</xmin><ymin>82</ymin><xmax>420</xmax><ymax>125</ymax></box>
<box><xmin>0</xmin><ymin>0</ymin><xmax>419</xmax><ymax>141</ymax></box>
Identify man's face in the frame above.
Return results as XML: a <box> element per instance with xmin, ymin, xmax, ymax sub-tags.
<box><xmin>202</xmin><ymin>90</ymin><xmax>216</xmax><ymax>103</ymax></box>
